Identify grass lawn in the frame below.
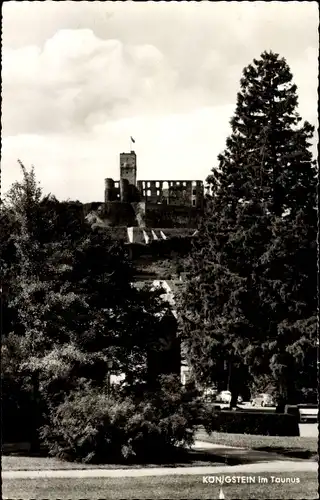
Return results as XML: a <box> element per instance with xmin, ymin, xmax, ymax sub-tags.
<box><xmin>2</xmin><ymin>449</ymin><xmax>222</xmax><ymax>471</ymax></box>
<box><xmin>196</xmin><ymin>429</ymin><xmax>318</xmax><ymax>459</ymax></box>
<box><xmin>2</xmin><ymin>472</ymin><xmax>318</xmax><ymax>499</ymax></box>
<box><xmin>3</xmin><ymin>429</ymin><xmax>318</xmax><ymax>471</ymax></box>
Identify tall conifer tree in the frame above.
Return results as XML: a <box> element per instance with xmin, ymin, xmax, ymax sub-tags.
<box><xmin>179</xmin><ymin>52</ymin><xmax>317</xmax><ymax>407</ymax></box>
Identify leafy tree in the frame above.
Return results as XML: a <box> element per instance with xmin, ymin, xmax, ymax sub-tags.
<box><xmin>1</xmin><ymin>162</ymin><xmax>48</xmax><ymax>448</ymax></box>
<box><xmin>179</xmin><ymin>51</ymin><xmax>317</xmax><ymax>409</ymax></box>
<box><xmin>2</xmin><ymin>163</ymin><xmax>179</xmax><ymax>421</ymax></box>
<box><xmin>1</xmin><ymin>162</ymin><xmax>186</xmax><ymax>460</ymax></box>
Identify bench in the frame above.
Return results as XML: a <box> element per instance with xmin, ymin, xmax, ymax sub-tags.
<box><xmin>299</xmin><ymin>407</ymin><xmax>318</xmax><ymax>423</ymax></box>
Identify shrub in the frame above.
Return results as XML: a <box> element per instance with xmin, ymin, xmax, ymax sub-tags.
<box><xmin>41</xmin><ymin>391</ymin><xmax>134</xmax><ymax>463</ymax></box>
<box><xmin>204</xmin><ymin>410</ymin><xmax>299</xmax><ymax>437</ymax></box>
<box><xmin>195</xmin><ymin>402</ymin><xmax>222</xmax><ymax>426</ymax></box>
<box><xmin>41</xmin><ymin>376</ymin><xmax>199</xmax><ymax>463</ymax></box>
<box><xmin>299</xmin><ymin>387</ymin><xmax>318</xmax><ymax>404</ymax></box>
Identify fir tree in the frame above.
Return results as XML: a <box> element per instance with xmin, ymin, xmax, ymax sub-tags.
<box><xmin>179</xmin><ymin>51</ymin><xmax>317</xmax><ymax>408</ymax></box>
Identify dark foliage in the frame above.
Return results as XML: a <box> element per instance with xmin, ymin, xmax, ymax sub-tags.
<box><xmin>41</xmin><ymin>376</ymin><xmax>199</xmax><ymax>463</ymax></box>
<box><xmin>205</xmin><ymin>410</ymin><xmax>300</xmax><ymax>436</ymax></box>
<box><xmin>179</xmin><ymin>51</ymin><xmax>317</xmax><ymax>408</ymax></box>
<box><xmin>1</xmin><ymin>163</ymin><xmax>187</xmax><ymax>458</ymax></box>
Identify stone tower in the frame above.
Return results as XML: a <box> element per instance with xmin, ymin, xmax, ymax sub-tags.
<box><xmin>120</xmin><ymin>151</ymin><xmax>137</xmax><ymax>187</ymax></box>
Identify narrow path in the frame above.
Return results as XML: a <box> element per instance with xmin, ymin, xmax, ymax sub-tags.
<box><xmin>2</xmin><ymin>460</ymin><xmax>317</xmax><ymax>479</ymax></box>
<box><xmin>193</xmin><ymin>440</ymin><xmax>310</xmax><ymax>464</ymax></box>
<box><xmin>193</xmin><ymin>440</ymin><xmax>244</xmax><ymax>449</ymax></box>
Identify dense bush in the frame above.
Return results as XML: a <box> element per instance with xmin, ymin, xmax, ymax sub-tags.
<box><xmin>41</xmin><ymin>376</ymin><xmax>200</xmax><ymax>463</ymax></box>
<box><xmin>204</xmin><ymin>410</ymin><xmax>299</xmax><ymax>437</ymax></box>
<box><xmin>195</xmin><ymin>402</ymin><xmax>222</xmax><ymax>426</ymax></box>
<box><xmin>299</xmin><ymin>388</ymin><xmax>318</xmax><ymax>404</ymax></box>
<box><xmin>41</xmin><ymin>391</ymin><xmax>136</xmax><ymax>463</ymax></box>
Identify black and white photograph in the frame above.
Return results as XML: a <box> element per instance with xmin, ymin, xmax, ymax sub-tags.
<box><xmin>1</xmin><ymin>1</ymin><xmax>318</xmax><ymax>499</ymax></box>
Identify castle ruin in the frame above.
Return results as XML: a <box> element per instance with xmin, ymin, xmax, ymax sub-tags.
<box><xmin>101</xmin><ymin>150</ymin><xmax>204</xmax><ymax>229</ymax></box>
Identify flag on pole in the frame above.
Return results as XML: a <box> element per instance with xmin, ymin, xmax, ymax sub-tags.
<box><xmin>131</xmin><ymin>136</ymin><xmax>135</xmax><ymax>143</ymax></box>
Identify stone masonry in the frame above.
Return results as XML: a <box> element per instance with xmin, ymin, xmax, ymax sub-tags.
<box><xmin>104</xmin><ymin>150</ymin><xmax>204</xmax><ymax>210</ymax></box>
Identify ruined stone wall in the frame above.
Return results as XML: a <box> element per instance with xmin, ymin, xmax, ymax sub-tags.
<box><xmin>105</xmin><ymin>176</ymin><xmax>203</xmax><ymax>207</ymax></box>
<box><xmin>144</xmin><ymin>203</ymin><xmax>203</xmax><ymax>228</ymax></box>
<box><xmin>102</xmin><ymin>201</ymin><xmax>137</xmax><ymax>227</ymax></box>
<box><xmin>136</xmin><ymin>180</ymin><xmax>204</xmax><ymax>208</ymax></box>
<box><xmin>86</xmin><ymin>199</ymin><xmax>203</xmax><ymax>228</ymax></box>
<box><xmin>83</xmin><ymin>202</ymin><xmax>104</xmax><ymax>216</ymax></box>
<box><xmin>104</xmin><ymin>179</ymin><xmax>121</xmax><ymax>202</ymax></box>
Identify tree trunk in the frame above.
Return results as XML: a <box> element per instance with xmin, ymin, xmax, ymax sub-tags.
<box><xmin>276</xmin><ymin>376</ymin><xmax>289</xmax><ymax>413</ymax></box>
<box><xmin>230</xmin><ymin>389</ymin><xmax>239</xmax><ymax>409</ymax></box>
<box><xmin>276</xmin><ymin>372</ymin><xmax>298</xmax><ymax>413</ymax></box>
<box><xmin>229</xmin><ymin>364</ymin><xmax>240</xmax><ymax>409</ymax></box>
<box><xmin>275</xmin><ymin>395</ymin><xmax>286</xmax><ymax>413</ymax></box>
<box><xmin>228</xmin><ymin>362</ymin><xmax>247</xmax><ymax>409</ymax></box>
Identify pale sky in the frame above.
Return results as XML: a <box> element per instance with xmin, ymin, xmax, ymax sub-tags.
<box><xmin>2</xmin><ymin>1</ymin><xmax>318</xmax><ymax>202</ymax></box>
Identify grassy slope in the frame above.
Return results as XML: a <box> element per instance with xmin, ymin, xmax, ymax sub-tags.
<box><xmin>2</xmin><ymin>473</ymin><xmax>318</xmax><ymax>500</ymax></box>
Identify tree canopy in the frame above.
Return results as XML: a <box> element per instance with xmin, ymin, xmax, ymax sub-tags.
<box><xmin>179</xmin><ymin>51</ymin><xmax>317</xmax><ymax>408</ymax></box>
<box><xmin>1</xmin><ymin>162</ymin><xmax>179</xmax><ymax>447</ymax></box>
